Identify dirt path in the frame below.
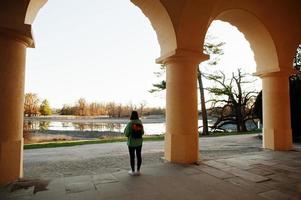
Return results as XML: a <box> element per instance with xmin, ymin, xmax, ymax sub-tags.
<box><xmin>24</xmin><ymin>134</ymin><xmax>263</xmax><ymax>179</ymax></box>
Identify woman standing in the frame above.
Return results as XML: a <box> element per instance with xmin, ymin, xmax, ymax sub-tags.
<box><xmin>124</xmin><ymin>111</ymin><xmax>144</xmax><ymax>176</ymax></box>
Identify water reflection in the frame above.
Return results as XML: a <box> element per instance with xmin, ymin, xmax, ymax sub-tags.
<box><xmin>24</xmin><ymin>120</ymin><xmax>39</xmax><ymax>131</ymax></box>
<box><xmin>23</xmin><ymin>119</ymin><xmax>258</xmax><ymax>141</ymax></box>
<box><xmin>71</xmin><ymin>122</ymin><xmax>123</xmax><ymax>132</ymax></box>
<box><xmin>24</xmin><ymin>120</ymin><xmax>166</xmax><ymax>135</ymax></box>
<box><xmin>39</xmin><ymin>121</ymin><xmax>50</xmax><ymax>130</ymax></box>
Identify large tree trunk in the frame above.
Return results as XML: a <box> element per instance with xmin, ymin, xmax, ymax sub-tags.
<box><xmin>237</xmin><ymin>122</ymin><xmax>247</xmax><ymax>132</ymax></box>
<box><xmin>236</xmin><ymin>106</ymin><xmax>247</xmax><ymax>132</ymax></box>
<box><xmin>197</xmin><ymin>67</ymin><xmax>209</xmax><ymax>135</ymax></box>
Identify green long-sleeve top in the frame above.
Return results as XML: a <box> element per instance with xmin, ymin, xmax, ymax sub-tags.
<box><xmin>124</xmin><ymin>119</ymin><xmax>144</xmax><ymax>147</ymax></box>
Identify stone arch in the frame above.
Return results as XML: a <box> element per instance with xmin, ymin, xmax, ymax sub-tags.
<box><xmin>209</xmin><ymin>9</ymin><xmax>279</xmax><ymax>75</ymax></box>
<box><xmin>24</xmin><ymin>0</ymin><xmax>47</xmax><ymax>47</ymax></box>
<box><xmin>25</xmin><ymin>0</ymin><xmax>47</xmax><ymax>25</ymax></box>
<box><xmin>130</xmin><ymin>0</ymin><xmax>177</xmax><ymax>57</ymax></box>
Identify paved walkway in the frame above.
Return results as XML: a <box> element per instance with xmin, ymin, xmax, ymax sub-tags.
<box><xmin>23</xmin><ymin>134</ymin><xmax>262</xmax><ymax>179</ymax></box>
<box><xmin>1</xmin><ymin>134</ymin><xmax>301</xmax><ymax>200</ymax></box>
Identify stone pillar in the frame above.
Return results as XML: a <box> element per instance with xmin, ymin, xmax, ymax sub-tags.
<box><xmin>160</xmin><ymin>50</ymin><xmax>206</xmax><ymax>164</ymax></box>
<box><xmin>261</xmin><ymin>71</ymin><xmax>292</xmax><ymax>150</ymax></box>
<box><xmin>0</xmin><ymin>29</ymin><xmax>32</xmax><ymax>185</ymax></box>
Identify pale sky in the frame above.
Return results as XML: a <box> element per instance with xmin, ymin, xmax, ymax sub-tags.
<box><xmin>25</xmin><ymin>0</ymin><xmax>259</xmax><ymax>109</ymax></box>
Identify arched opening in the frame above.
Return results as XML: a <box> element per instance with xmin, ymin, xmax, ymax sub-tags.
<box><xmin>198</xmin><ymin>10</ymin><xmax>280</xmax><ymax>152</ymax></box>
<box><xmin>196</xmin><ymin>19</ymin><xmax>263</xmax><ymax>159</ymax></box>
<box><xmin>131</xmin><ymin>0</ymin><xmax>177</xmax><ymax>58</ymax></box>
<box><xmin>201</xmin><ymin>20</ymin><xmax>260</xmax><ymax>133</ymax></box>
<box><xmin>204</xmin><ymin>9</ymin><xmax>292</xmax><ymax>151</ymax></box>
<box><xmin>200</xmin><ymin>9</ymin><xmax>277</xmax><ymax>135</ymax></box>
<box><xmin>23</xmin><ymin>0</ymin><xmax>166</xmax><ymax>179</ymax></box>
<box><xmin>214</xmin><ymin>9</ymin><xmax>279</xmax><ymax>75</ymax></box>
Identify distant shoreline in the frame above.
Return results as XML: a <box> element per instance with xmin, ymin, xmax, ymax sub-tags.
<box><xmin>24</xmin><ymin>114</ymin><xmax>166</xmax><ymax>124</ymax></box>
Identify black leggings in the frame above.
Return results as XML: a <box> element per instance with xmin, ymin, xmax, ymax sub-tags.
<box><xmin>128</xmin><ymin>146</ymin><xmax>142</xmax><ymax>171</ymax></box>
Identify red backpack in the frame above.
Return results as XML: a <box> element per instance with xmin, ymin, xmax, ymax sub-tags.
<box><xmin>131</xmin><ymin>123</ymin><xmax>143</xmax><ymax>139</ymax></box>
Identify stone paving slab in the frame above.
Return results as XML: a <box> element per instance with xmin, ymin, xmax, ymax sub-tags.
<box><xmin>3</xmin><ymin>187</ymin><xmax>34</xmax><ymax>200</ymax></box>
<box><xmin>95</xmin><ymin>182</ymin><xmax>129</xmax><ymax>198</ymax></box>
<box><xmin>2</xmin><ymin>138</ymin><xmax>301</xmax><ymax>200</ymax></box>
<box><xmin>196</xmin><ymin>164</ymin><xmax>235</xmax><ymax>179</ymax></box>
<box><xmin>272</xmin><ymin>164</ymin><xmax>301</xmax><ymax>174</ymax></box>
<box><xmin>203</xmin><ymin>159</ymin><xmax>271</xmax><ymax>183</ymax></box>
<box><xmin>65</xmin><ymin>182</ymin><xmax>95</xmax><ymax>193</ymax></box>
<box><xmin>181</xmin><ymin>166</ymin><xmax>204</xmax><ymax>175</ymax></box>
<box><xmin>215</xmin><ymin>158</ymin><xmax>255</xmax><ymax>170</ymax></box>
<box><xmin>259</xmin><ymin>160</ymin><xmax>279</xmax><ymax>166</ymax></box>
<box><xmin>191</xmin><ymin>172</ymin><xmax>267</xmax><ymax>200</ymax></box>
<box><xmin>45</xmin><ymin>178</ymin><xmax>65</xmax><ymax>192</ymax></box>
<box><xmin>92</xmin><ymin>173</ymin><xmax>119</xmax><ymax>185</ymax></box>
<box><xmin>267</xmin><ymin>173</ymin><xmax>299</xmax><ymax>185</ymax></box>
<box><xmin>203</xmin><ymin>160</ymin><xmax>233</xmax><ymax>170</ymax></box>
<box><xmin>240</xmin><ymin>154</ymin><xmax>273</xmax><ymax>161</ymax></box>
<box><xmin>1</xmin><ymin>160</ymin><xmax>301</xmax><ymax>200</ymax></box>
<box><xmin>64</xmin><ymin>175</ymin><xmax>91</xmax><ymax>184</ymax></box>
<box><xmin>64</xmin><ymin>175</ymin><xmax>95</xmax><ymax>194</ymax></box>
<box><xmin>258</xmin><ymin>189</ymin><xmax>298</xmax><ymax>200</ymax></box>
<box><xmin>247</xmin><ymin>167</ymin><xmax>275</xmax><ymax>176</ymax></box>
<box><xmin>223</xmin><ymin>167</ymin><xmax>271</xmax><ymax>183</ymax></box>
<box><xmin>66</xmin><ymin>190</ymin><xmax>99</xmax><ymax>200</ymax></box>
<box><xmin>225</xmin><ymin>177</ymin><xmax>272</xmax><ymax>194</ymax></box>
<box><xmin>213</xmin><ymin>181</ymin><xmax>267</xmax><ymax>200</ymax></box>
<box><xmin>147</xmin><ymin>174</ymin><xmax>221</xmax><ymax>200</ymax></box>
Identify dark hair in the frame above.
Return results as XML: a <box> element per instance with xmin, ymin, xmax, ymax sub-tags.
<box><xmin>130</xmin><ymin>111</ymin><xmax>139</xmax><ymax>120</ymax></box>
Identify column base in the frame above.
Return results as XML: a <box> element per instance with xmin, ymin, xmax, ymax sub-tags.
<box><xmin>0</xmin><ymin>139</ymin><xmax>23</xmax><ymax>186</ymax></box>
<box><xmin>263</xmin><ymin>128</ymin><xmax>292</xmax><ymax>150</ymax></box>
<box><xmin>164</xmin><ymin>133</ymin><xmax>199</xmax><ymax>164</ymax></box>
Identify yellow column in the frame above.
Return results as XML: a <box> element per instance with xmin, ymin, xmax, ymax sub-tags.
<box><xmin>162</xmin><ymin>51</ymin><xmax>206</xmax><ymax>164</ymax></box>
<box><xmin>0</xmin><ymin>29</ymin><xmax>31</xmax><ymax>185</ymax></box>
<box><xmin>261</xmin><ymin>71</ymin><xmax>292</xmax><ymax>150</ymax></box>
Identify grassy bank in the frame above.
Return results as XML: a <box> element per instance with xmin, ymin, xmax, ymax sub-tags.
<box><xmin>24</xmin><ymin>130</ymin><xmax>261</xmax><ymax>149</ymax></box>
<box><xmin>24</xmin><ymin>135</ymin><xmax>165</xmax><ymax>149</ymax></box>
<box><xmin>201</xmin><ymin>129</ymin><xmax>262</xmax><ymax>137</ymax></box>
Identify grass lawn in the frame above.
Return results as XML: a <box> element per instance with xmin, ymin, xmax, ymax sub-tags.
<box><xmin>201</xmin><ymin>129</ymin><xmax>262</xmax><ymax>137</ymax></box>
<box><xmin>24</xmin><ymin>130</ymin><xmax>262</xmax><ymax>149</ymax></box>
<box><xmin>24</xmin><ymin>135</ymin><xmax>165</xmax><ymax>149</ymax></box>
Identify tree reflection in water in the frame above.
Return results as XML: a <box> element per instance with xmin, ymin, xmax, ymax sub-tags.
<box><xmin>23</xmin><ymin>120</ymin><xmax>166</xmax><ymax>136</ymax></box>
<box><xmin>71</xmin><ymin>122</ymin><xmax>122</xmax><ymax>132</ymax></box>
<box><xmin>39</xmin><ymin>121</ymin><xmax>50</xmax><ymax>130</ymax></box>
<box><xmin>24</xmin><ymin>121</ymin><xmax>125</xmax><ymax>132</ymax></box>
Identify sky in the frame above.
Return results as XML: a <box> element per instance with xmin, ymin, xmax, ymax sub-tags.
<box><xmin>25</xmin><ymin>0</ymin><xmax>259</xmax><ymax>109</ymax></box>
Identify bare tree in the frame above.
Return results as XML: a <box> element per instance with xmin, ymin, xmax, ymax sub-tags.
<box><xmin>106</xmin><ymin>102</ymin><xmax>116</xmax><ymax>118</ymax></box>
<box><xmin>116</xmin><ymin>103</ymin><xmax>122</xmax><ymax>118</ymax></box>
<box><xmin>139</xmin><ymin>101</ymin><xmax>147</xmax><ymax>117</ymax></box>
<box><xmin>205</xmin><ymin>69</ymin><xmax>258</xmax><ymax>132</ymax></box>
<box><xmin>89</xmin><ymin>102</ymin><xmax>98</xmax><ymax>116</ymax></box>
<box><xmin>24</xmin><ymin>93</ymin><xmax>40</xmax><ymax>116</ymax></box>
<box><xmin>76</xmin><ymin>98</ymin><xmax>88</xmax><ymax>116</ymax></box>
<box><xmin>199</xmin><ymin>41</ymin><xmax>225</xmax><ymax>135</ymax></box>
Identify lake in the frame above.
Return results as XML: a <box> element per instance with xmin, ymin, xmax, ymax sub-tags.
<box><xmin>23</xmin><ymin>116</ymin><xmax>258</xmax><ymax>139</ymax></box>
<box><xmin>24</xmin><ymin>120</ymin><xmax>167</xmax><ymax>135</ymax></box>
